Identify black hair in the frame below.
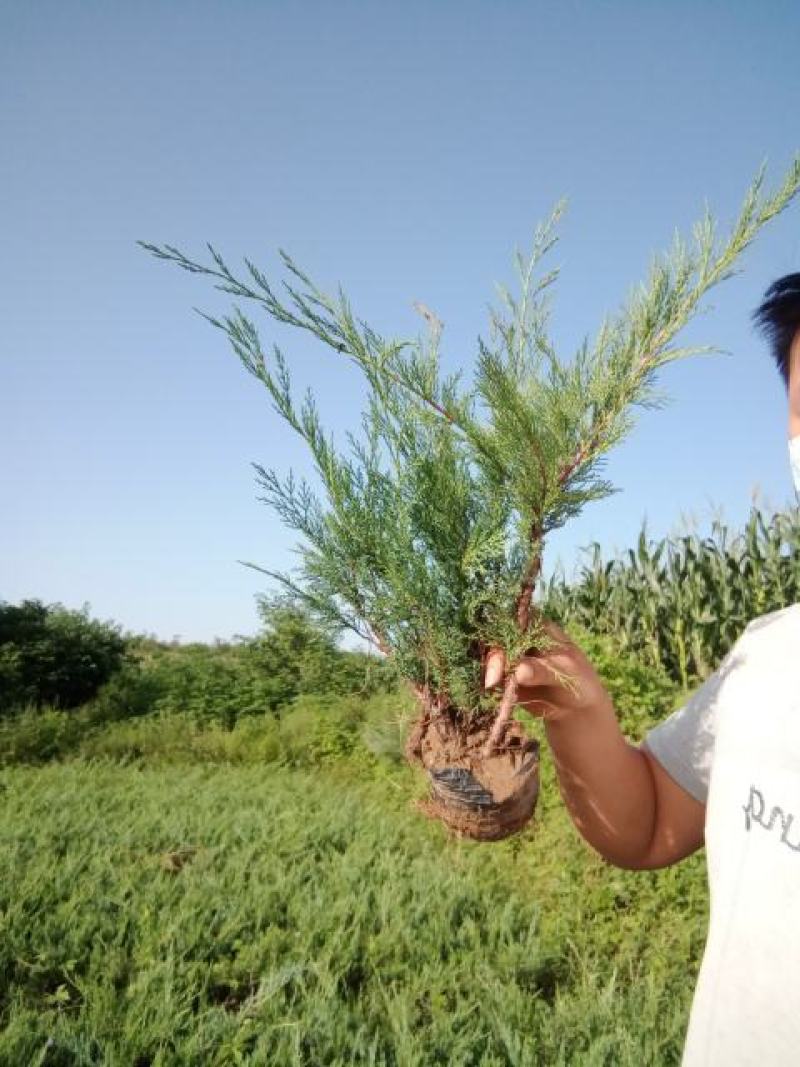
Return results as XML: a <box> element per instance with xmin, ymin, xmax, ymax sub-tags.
<box><xmin>753</xmin><ymin>273</ymin><xmax>800</xmax><ymax>387</ymax></box>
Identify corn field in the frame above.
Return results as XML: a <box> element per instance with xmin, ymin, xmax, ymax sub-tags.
<box><xmin>542</xmin><ymin>506</ymin><xmax>800</xmax><ymax>688</ymax></box>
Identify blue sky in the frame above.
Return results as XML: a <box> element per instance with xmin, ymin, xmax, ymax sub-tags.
<box><xmin>3</xmin><ymin>1</ymin><xmax>799</xmax><ymax>642</ymax></box>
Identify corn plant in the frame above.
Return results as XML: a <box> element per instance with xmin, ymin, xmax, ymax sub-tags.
<box><xmin>543</xmin><ymin>505</ymin><xmax>800</xmax><ymax>687</ymax></box>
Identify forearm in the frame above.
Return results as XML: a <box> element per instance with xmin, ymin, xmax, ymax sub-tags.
<box><xmin>544</xmin><ymin>697</ymin><xmax>656</xmax><ymax>868</ymax></box>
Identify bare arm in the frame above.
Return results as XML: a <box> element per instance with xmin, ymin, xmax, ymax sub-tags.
<box><xmin>544</xmin><ymin>704</ymin><xmax>705</xmax><ymax>869</ymax></box>
<box><xmin>485</xmin><ymin>624</ymin><xmax>705</xmax><ymax>870</ymax></box>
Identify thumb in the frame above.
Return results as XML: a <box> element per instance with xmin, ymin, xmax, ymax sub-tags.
<box><xmin>483</xmin><ymin>648</ymin><xmax>506</xmax><ymax>689</ymax></box>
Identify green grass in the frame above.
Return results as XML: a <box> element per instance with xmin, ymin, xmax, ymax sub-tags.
<box><xmin>0</xmin><ymin>754</ymin><xmax>707</xmax><ymax>1066</ymax></box>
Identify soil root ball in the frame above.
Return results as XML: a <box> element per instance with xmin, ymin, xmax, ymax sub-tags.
<box><xmin>406</xmin><ymin>711</ymin><xmax>540</xmax><ymax>842</ymax></box>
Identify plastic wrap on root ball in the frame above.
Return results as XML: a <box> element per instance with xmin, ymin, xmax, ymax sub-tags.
<box><xmin>428</xmin><ymin>767</ymin><xmax>496</xmax><ymax>809</ymax></box>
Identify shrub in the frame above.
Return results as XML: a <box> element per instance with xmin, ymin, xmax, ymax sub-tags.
<box><xmin>78</xmin><ymin>714</ymin><xmax>198</xmax><ymax>764</ymax></box>
<box><xmin>106</xmin><ymin>645</ymin><xmax>277</xmax><ymax>727</ymax></box>
<box><xmin>276</xmin><ymin>695</ymin><xmax>365</xmax><ymax>768</ymax></box>
<box><xmin>0</xmin><ymin>706</ymin><xmax>89</xmax><ymax>764</ymax></box>
<box><xmin>360</xmin><ymin>690</ymin><xmax>417</xmax><ymax>764</ymax></box>
<box><xmin>100</xmin><ymin>610</ymin><xmax>397</xmax><ymax>730</ymax></box>
<box><xmin>251</xmin><ymin>600</ymin><xmax>396</xmax><ymax>708</ymax></box>
<box><xmin>569</xmin><ymin>627</ymin><xmax>680</xmax><ymax>741</ymax></box>
<box><xmin>155</xmin><ymin>654</ymin><xmax>273</xmax><ymax>727</ymax></box>
<box><xmin>142</xmin><ymin>161</ymin><xmax>800</xmax><ymax>757</ymax></box>
<box><xmin>89</xmin><ymin>664</ymin><xmax>167</xmax><ymax>724</ymax></box>
<box><xmin>0</xmin><ymin>600</ymin><xmax>127</xmax><ymax>714</ymax></box>
<box><xmin>77</xmin><ymin>711</ymin><xmax>287</xmax><ymax>767</ymax></box>
<box><xmin>63</xmin><ymin>693</ymin><xmax>396</xmax><ymax>771</ymax></box>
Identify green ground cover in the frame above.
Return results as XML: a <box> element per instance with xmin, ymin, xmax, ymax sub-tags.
<box><xmin>1</xmin><ymin>753</ymin><xmax>707</xmax><ymax>1066</ymax></box>
<box><xmin>4</xmin><ymin>504</ymin><xmax>777</xmax><ymax>1064</ymax></box>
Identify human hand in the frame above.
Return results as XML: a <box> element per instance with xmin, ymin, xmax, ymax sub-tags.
<box><xmin>483</xmin><ymin>620</ymin><xmax>613</xmax><ymax>723</ymax></box>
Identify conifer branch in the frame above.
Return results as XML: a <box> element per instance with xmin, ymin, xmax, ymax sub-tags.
<box><xmin>141</xmin><ymin>155</ymin><xmax>800</xmax><ymax>745</ymax></box>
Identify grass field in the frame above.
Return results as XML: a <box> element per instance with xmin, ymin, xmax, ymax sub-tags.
<box><xmin>0</xmin><ymin>752</ymin><xmax>708</xmax><ymax>1066</ymax></box>
<box><xmin>5</xmin><ymin>509</ymin><xmax>793</xmax><ymax>1063</ymax></box>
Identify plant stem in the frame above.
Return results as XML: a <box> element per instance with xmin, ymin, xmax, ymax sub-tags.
<box><xmin>482</xmin><ymin>528</ymin><xmax>543</xmax><ymax>758</ymax></box>
<box><xmin>482</xmin><ymin>673</ymin><xmax>519</xmax><ymax>757</ymax></box>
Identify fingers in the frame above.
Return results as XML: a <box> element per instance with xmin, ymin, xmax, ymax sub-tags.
<box><xmin>516</xmin><ymin>694</ymin><xmax>559</xmax><ymax>719</ymax></box>
<box><xmin>511</xmin><ymin>656</ymin><xmax>540</xmax><ymax>689</ymax></box>
<box><xmin>483</xmin><ymin>620</ymin><xmax>581</xmax><ymax>694</ymax></box>
<box><xmin>513</xmin><ymin>652</ymin><xmax>576</xmax><ymax>690</ymax></box>
<box><xmin>484</xmin><ymin>644</ymin><xmax>572</xmax><ymax>690</ymax></box>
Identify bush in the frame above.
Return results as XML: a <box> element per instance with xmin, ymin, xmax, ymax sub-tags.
<box><xmin>101</xmin><ymin>611</ymin><xmax>397</xmax><ymax>731</ymax></box>
<box><xmin>0</xmin><ymin>706</ymin><xmax>89</xmax><ymax>764</ymax></box>
<box><xmin>77</xmin><ymin>710</ymin><xmax>303</xmax><ymax>768</ymax></box>
<box><xmin>78</xmin><ymin>714</ymin><xmax>206</xmax><ymax>765</ymax></box>
<box><xmin>0</xmin><ymin>600</ymin><xmax>127</xmax><ymax>714</ymax></box>
<box><xmin>0</xmin><ymin>619</ymin><xmax>677</xmax><ymax>767</ymax></box>
<box><xmin>359</xmin><ymin>690</ymin><xmax>417</xmax><ymax>764</ymax></box>
<box><xmin>276</xmin><ymin>695</ymin><xmax>366</xmax><ymax>768</ymax></box>
<box><xmin>251</xmin><ymin>600</ymin><xmax>396</xmax><ymax>709</ymax></box>
<box><xmin>16</xmin><ymin>692</ymin><xmax>395</xmax><ymax>771</ymax></box>
<box><xmin>89</xmin><ymin>664</ymin><xmax>167</xmax><ymax>724</ymax></box>
<box><xmin>152</xmin><ymin>653</ymin><xmax>275</xmax><ymax>727</ymax></box>
<box><xmin>569</xmin><ymin>627</ymin><xmax>680</xmax><ymax>741</ymax></box>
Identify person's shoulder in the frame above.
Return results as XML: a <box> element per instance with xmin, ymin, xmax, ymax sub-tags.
<box><xmin>742</xmin><ymin>602</ymin><xmax>800</xmax><ymax>643</ymax></box>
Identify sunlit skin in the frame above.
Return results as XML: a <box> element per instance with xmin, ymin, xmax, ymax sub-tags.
<box><xmin>482</xmin><ymin>324</ymin><xmax>800</xmax><ymax>869</ymax></box>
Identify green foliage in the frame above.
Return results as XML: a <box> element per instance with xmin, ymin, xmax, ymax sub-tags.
<box><xmin>73</xmin><ymin>713</ymin><xmax>282</xmax><ymax>767</ymax></box>
<box><xmin>0</xmin><ymin>638</ymin><xmax>674</xmax><ymax>770</ymax></box>
<box><xmin>0</xmin><ymin>685</ymin><xmax>388</xmax><ymax>769</ymax></box>
<box><xmin>0</xmin><ymin>599</ymin><xmax>127</xmax><ymax>714</ymax></box>
<box><xmin>276</xmin><ymin>694</ymin><xmax>365</xmax><ymax>768</ymax></box>
<box><xmin>142</xmin><ymin>159</ymin><xmax>800</xmax><ymax>716</ymax></box>
<box><xmin>90</xmin><ymin>662</ymin><xmax>168</xmax><ymax>723</ymax></box>
<box><xmin>544</xmin><ymin>505</ymin><xmax>800</xmax><ymax>688</ymax></box>
<box><xmin>0</xmin><ymin>760</ymin><xmax>708</xmax><ymax>1064</ymax></box>
<box><xmin>252</xmin><ymin>598</ymin><xmax>396</xmax><ymax>708</ymax></box>
<box><xmin>83</xmin><ymin>603</ymin><xmax>396</xmax><ymax>733</ymax></box>
<box><xmin>0</xmin><ymin>705</ymin><xmax>90</xmax><ymax>764</ymax></box>
<box><xmin>153</xmin><ymin>648</ymin><xmax>276</xmax><ymax>728</ymax></box>
<box><xmin>0</xmin><ymin>504</ymin><xmax>785</xmax><ymax>766</ymax></box>
<box><xmin>0</xmin><ymin>602</ymin><xmax>400</xmax><ymax>765</ymax></box>
<box><xmin>569</xmin><ymin>629</ymin><xmax>680</xmax><ymax>742</ymax></box>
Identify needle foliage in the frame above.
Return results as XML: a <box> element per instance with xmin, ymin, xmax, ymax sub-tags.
<box><xmin>141</xmin><ymin>159</ymin><xmax>800</xmax><ymax>717</ymax></box>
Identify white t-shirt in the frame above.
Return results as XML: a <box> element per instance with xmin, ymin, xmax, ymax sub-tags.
<box><xmin>642</xmin><ymin>603</ymin><xmax>800</xmax><ymax>1066</ymax></box>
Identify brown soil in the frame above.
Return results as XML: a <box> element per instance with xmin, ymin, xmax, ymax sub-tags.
<box><xmin>405</xmin><ymin>711</ymin><xmax>540</xmax><ymax>842</ymax></box>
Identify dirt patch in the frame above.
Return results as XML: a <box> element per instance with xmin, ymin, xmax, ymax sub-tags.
<box><xmin>159</xmin><ymin>846</ymin><xmax>200</xmax><ymax>873</ymax></box>
<box><xmin>406</xmin><ymin>711</ymin><xmax>540</xmax><ymax>842</ymax></box>
<box><xmin>208</xmin><ymin>978</ymin><xmax>260</xmax><ymax>1013</ymax></box>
